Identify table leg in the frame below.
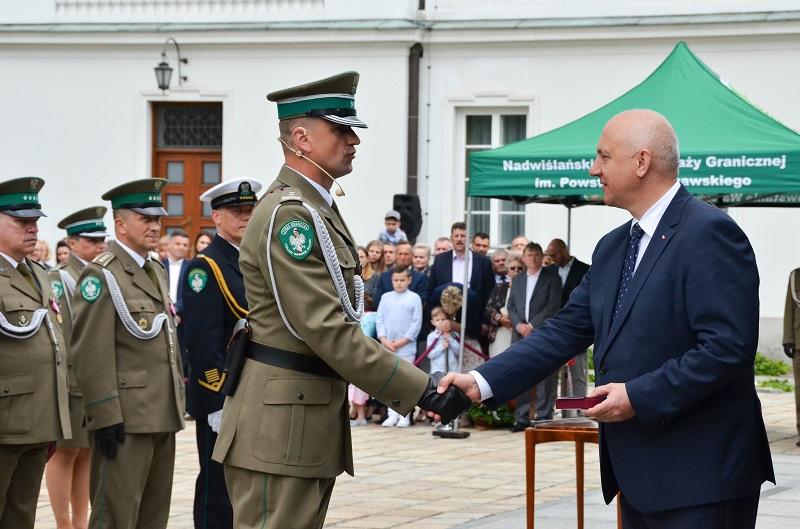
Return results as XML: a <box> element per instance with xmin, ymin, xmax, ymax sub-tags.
<box><xmin>526</xmin><ymin>429</ymin><xmax>535</xmax><ymax>529</ymax></box>
<box><xmin>576</xmin><ymin>440</ymin><xmax>585</xmax><ymax>529</ymax></box>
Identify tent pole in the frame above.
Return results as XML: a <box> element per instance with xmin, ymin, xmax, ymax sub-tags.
<box><xmin>567</xmin><ymin>205</ymin><xmax>573</xmax><ymax>248</ymax></box>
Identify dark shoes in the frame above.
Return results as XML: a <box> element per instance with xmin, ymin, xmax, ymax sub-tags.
<box><xmin>511</xmin><ymin>420</ymin><xmax>531</xmax><ymax>432</ymax></box>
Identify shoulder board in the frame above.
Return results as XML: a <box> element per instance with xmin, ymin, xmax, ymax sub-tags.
<box><xmin>92</xmin><ymin>252</ymin><xmax>115</xmax><ymax>267</ymax></box>
<box><xmin>280</xmin><ymin>187</ymin><xmax>305</xmax><ymax>203</ymax></box>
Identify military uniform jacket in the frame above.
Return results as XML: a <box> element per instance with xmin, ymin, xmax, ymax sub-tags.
<box><xmin>183</xmin><ymin>234</ymin><xmax>247</xmax><ymax>420</ymax></box>
<box><xmin>213</xmin><ymin>166</ymin><xmax>429</xmax><ymax>479</ymax></box>
<box><xmin>0</xmin><ymin>255</ymin><xmax>71</xmax><ymax>444</ymax></box>
<box><xmin>49</xmin><ymin>254</ymin><xmax>86</xmax><ymax>398</ymax></box>
<box><xmin>70</xmin><ymin>241</ymin><xmax>185</xmax><ymax>433</ymax></box>
<box><xmin>784</xmin><ymin>267</ymin><xmax>800</xmax><ymax>347</ymax></box>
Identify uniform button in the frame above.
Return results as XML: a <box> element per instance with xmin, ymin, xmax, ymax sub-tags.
<box><xmin>3</xmin><ymin>387</ymin><xmax>8</xmax><ymax>394</ymax></box>
<box><xmin>297</xmin><ymin>393</ymin><xmax>304</xmax><ymax>401</ymax></box>
<box><xmin>599</xmin><ymin>368</ymin><xmax>608</xmax><ymax>375</ymax></box>
<box><xmin>120</xmin><ymin>379</ymin><xmax>127</xmax><ymax>386</ymax></box>
<box><xmin>56</xmin><ymin>359</ymin><xmax>61</xmax><ymax>365</ymax></box>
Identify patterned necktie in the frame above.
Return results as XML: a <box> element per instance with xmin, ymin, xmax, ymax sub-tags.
<box><xmin>17</xmin><ymin>262</ymin><xmax>39</xmax><ymax>293</ymax></box>
<box><xmin>142</xmin><ymin>260</ymin><xmax>160</xmax><ymax>290</ymax></box>
<box><xmin>612</xmin><ymin>223</ymin><xmax>645</xmax><ymax>324</ymax></box>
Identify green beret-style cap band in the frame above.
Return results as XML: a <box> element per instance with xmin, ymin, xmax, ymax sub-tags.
<box><xmin>111</xmin><ymin>192</ymin><xmax>163</xmax><ymax>210</ymax></box>
<box><xmin>0</xmin><ymin>192</ymin><xmax>40</xmax><ymax>209</ymax></box>
<box><xmin>65</xmin><ymin>220</ymin><xmax>106</xmax><ymax>236</ymax></box>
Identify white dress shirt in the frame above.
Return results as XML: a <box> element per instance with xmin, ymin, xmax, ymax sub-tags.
<box><xmin>451</xmin><ymin>250</ymin><xmax>472</xmax><ymax>284</ymax></box>
<box><xmin>168</xmin><ymin>259</ymin><xmax>184</xmax><ymax>302</ymax></box>
<box><xmin>524</xmin><ymin>270</ymin><xmax>541</xmax><ymax>322</ymax></box>
<box><xmin>286</xmin><ymin>166</ymin><xmax>333</xmax><ymax>206</ymax></box>
<box><xmin>471</xmin><ymin>180</ymin><xmax>682</xmax><ymax>402</ymax></box>
<box><xmin>116</xmin><ymin>240</ymin><xmax>147</xmax><ymax>267</ymax></box>
<box><xmin>557</xmin><ymin>257</ymin><xmax>574</xmax><ymax>286</ymax></box>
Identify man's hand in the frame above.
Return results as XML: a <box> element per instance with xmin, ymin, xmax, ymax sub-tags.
<box><xmin>417</xmin><ymin>372</ymin><xmax>473</xmax><ymax>424</ymax></box>
<box><xmin>516</xmin><ymin>323</ymin><xmax>532</xmax><ymax>337</ymax></box>
<box><xmin>436</xmin><ymin>372</ymin><xmax>483</xmax><ymax>403</ymax></box>
<box><xmin>585</xmin><ymin>383</ymin><xmax>635</xmax><ymax>423</ymax></box>
<box><xmin>380</xmin><ymin>337</ymin><xmax>396</xmax><ymax>352</ymax></box>
<box><xmin>498</xmin><ymin>315</ymin><xmax>512</xmax><ymax>329</ymax></box>
<box><xmin>784</xmin><ymin>343</ymin><xmax>795</xmax><ymax>359</ymax></box>
<box><xmin>94</xmin><ymin>422</ymin><xmax>125</xmax><ymax>459</ymax></box>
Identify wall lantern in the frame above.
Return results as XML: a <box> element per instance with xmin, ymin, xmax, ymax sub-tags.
<box><xmin>154</xmin><ymin>37</ymin><xmax>188</xmax><ymax>92</ymax></box>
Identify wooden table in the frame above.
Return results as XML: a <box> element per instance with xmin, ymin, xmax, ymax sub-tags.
<box><xmin>524</xmin><ymin>418</ymin><xmax>621</xmax><ymax>529</ymax></box>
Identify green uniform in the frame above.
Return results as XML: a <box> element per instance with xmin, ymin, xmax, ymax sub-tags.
<box><xmin>71</xmin><ymin>240</ymin><xmax>185</xmax><ymax>529</ymax></box>
<box><xmin>783</xmin><ymin>268</ymin><xmax>800</xmax><ymax>439</ymax></box>
<box><xmin>213</xmin><ymin>167</ymin><xmax>429</xmax><ymax>528</ymax></box>
<box><xmin>49</xmin><ymin>253</ymin><xmax>91</xmax><ymax>448</ymax></box>
<box><xmin>0</xmin><ymin>256</ymin><xmax>71</xmax><ymax>529</ymax></box>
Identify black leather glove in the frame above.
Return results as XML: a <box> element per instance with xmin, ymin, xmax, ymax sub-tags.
<box><xmin>784</xmin><ymin>344</ymin><xmax>795</xmax><ymax>359</ymax></box>
<box><xmin>94</xmin><ymin>423</ymin><xmax>125</xmax><ymax>460</ymax></box>
<box><xmin>417</xmin><ymin>371</ymin><xmax>473</xmax><ymax>424</ymax></box>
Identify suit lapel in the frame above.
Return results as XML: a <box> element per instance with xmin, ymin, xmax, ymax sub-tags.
<box><xmin>598</xmin><ymin>187</ymin><xmax>691</xmax><ymax>362</ymax></box>
<box><xmin>111</xmin><ymin>242</ymin><xmax>163</xmax><ymax>302</ymax></box>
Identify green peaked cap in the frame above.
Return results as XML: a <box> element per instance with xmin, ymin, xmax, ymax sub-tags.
<box><xmin>0</xmin><ymin>177</ymin><xmax>46</xmax><ymax>218</ymax></box>
<box><xmin>266</xmin><ymin>71</ymin><xmax>367</xmax><ymax>128</ymax></box>
<box><xmin>102</xmin><ymin>178</ymin><xmax>169</xmax><ymax>216</ymax></box>
<box><xmin>58</xmin><ymin>206</ymin><xmax>108</xmax><ymax>237</ymax></box>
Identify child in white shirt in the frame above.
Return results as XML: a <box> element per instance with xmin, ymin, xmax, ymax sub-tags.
<box><xmin>426</xmin><ymin>307</ymin><xmax>459</xmax><ymax>374</ymax></box>
<box><xmin>376</xmin><ymin>265</ymin><xmax>422</xmax><ymax>427</ymax></box>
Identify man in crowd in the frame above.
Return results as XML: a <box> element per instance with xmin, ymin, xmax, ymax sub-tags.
<box><xmin>383</xmin><ymin>241</ymin><xmax>396</xmax><ymax>267</ymax></box>
<box><xmin>163</xmin><ymin>229</ymin><xmax>191</xmax><ymax>377</ymax></box>
<box><xmin>183</xmin><ymin>178</ymin><xmax>261</xmax><ymax>529</ymax></box>
<box><xmin>439</xmin><ymin>110</ymin><xmax>774</xmax><ymax>528</ymax></box>
<box><xmin>0</xmin><ymin>178</ymin><xmax>70</xmax><ymax>529</ymax></box>
<box><xmin>545</xmin><ymin>238</ymin><xmax>591</xmax><ymax>407</ymax></box>
<box><xmin>212</xmin><ymin>71</ymin><xmax>468</xmax><ymax>529</ymax></box>
<box><xmin>433</xmin><ymin>236</ymin><xmax>452</xmax><ymax>256</ymax></box>
<box><xmin>429</xmin><ymin>222</ymin><xmax>495</xmax><ymax>322</ymax></box>
<box><xmin>71</xmin><ymin>179</ymin><xmax>185</xmax><ymax>529</ymax></box>
<box><xmin>373</xmin><ymin>241</ymin><xmax>429</xmax><ymax>308</ymax></box>
<box><xmin>46</xmin><ymin>206</ymin><xmax>109</xmax><ymax>529</ymax></box>
<box><xmin>412</xmin><ymin>243</ymin><xmax>431</xmax><ymax>275</ymax></box>
<box><xmin>505</xmin><ymin>242</ymin><xmax>561</xmax><ymax>429</ymax></box>
<box><xmin>783</xmin><ymin>266</ymin><xmax>800</xmax><ymax>447</ymax></box>
<box><xmin>471</xmin><ymin>232</ymin><xmax>490</xmax><ymax>255</ymax></box>
<box><xmin>510</xmin><ymin>235</ymin><xmax>528</xmax><ymax>253</ymax></box>
<box><xmin>490</xmin><ymin>248</ymin><xmax>509</xmax><ymax>284</ymax></box>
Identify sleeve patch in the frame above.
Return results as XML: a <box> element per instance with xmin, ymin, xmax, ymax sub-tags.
<box><xmin>187</xmin><ymin>268</ymin><xmax>208</xmax><ymax>293</ymax></box>
<box><xmin>80</xmin><ymin>276</ymin><xmax>102</xmax><ymax>303</ymax></box>
<box><xmin>279</xmin><ymin>219</ymin><xmax>314</xmax><ymax>260</ymax></box>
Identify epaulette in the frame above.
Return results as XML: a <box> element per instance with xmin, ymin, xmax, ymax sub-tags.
<box><xmin>279</xmin><ymin>186</ymin><xmax>304</xmax><ymax>203</ymax></box>
<box><xmin>92</xmin><ymin>252</ymin><xmax>115</xmax><ymax>267</ymax></box>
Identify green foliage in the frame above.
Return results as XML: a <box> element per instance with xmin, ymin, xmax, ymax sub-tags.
<box><xmin>754</xmin><ymin>352</ymin><xmax>790</xmax><ymax>376</ymax></box>
<box><xmin>587</xmin><ymin>348</ymin><xmax>594</xmax><ymax>370</ymax></box>
<box><xmin>757</xmin><ymin>378</ymin><xmax>794</xmax><ymax>392</ymax></box>
<box><xmin>467</xmin><ymin>403</ymin><xmax>515</xmax><ymax>428</ymax></box>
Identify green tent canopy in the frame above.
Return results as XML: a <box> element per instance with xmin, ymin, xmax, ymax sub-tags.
<box><xmin>469</xmin><ymin>42</ymin><xmax>800</xmax><ymax>207</ymax></box>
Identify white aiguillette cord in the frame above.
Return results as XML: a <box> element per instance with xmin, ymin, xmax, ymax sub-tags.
<box><xmin>277</xmin><ymin>138</ymin><xmax>346</xmax><ymax>198</ymax></box>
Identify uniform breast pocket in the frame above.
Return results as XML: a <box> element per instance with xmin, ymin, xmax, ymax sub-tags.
<box><xmin>253</xmin><ymin>376</ymin><xmax>335</xmax><ymax>467</ymax></box>
<box><xmin>334</xmin><ymin>246</ymin><xmax>356</xmax><ymax>297</ymax></box>
<box><xmin>0</xmin><ymin>374</ymin><xmax>35</xmax><ymax>437</ymax></box>
<box><xmin>1</xmin><ymin>297</ymin><xmax>41</xmax><ymax>329</ymax></box>
<box><xmin>125</xmin><ymin>299</ymin><xmax>156</xmax><ymax>330</ymax></box>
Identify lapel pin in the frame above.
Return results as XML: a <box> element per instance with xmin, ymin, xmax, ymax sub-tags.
<box><xmin>661</xmin><ymin>234</ymin><xmax>667</xmax><ymax>240</ymax></box>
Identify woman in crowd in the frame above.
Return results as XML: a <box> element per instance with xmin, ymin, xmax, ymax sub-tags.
<box><xmin>194</xmin><ymin>231</ymin><xmax>213</xmax><ymax>256</ymax></box>
<box><xmin>486</xmin><ymin>255</ymin><xmax>524</xmax><ymax>357</ymax></box>
<box><xmin>362</xmin><ymin>240</ymin><xmax>385</xmax><ymax>311</ymax></box>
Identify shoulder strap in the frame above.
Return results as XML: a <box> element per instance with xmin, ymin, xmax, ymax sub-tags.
<box><xmin>93</xmin><ymin>252</ymin><xmax>115</xmax><ymax>267</ymax></box>
<box><xmin>198</xmin><ymin>255</ymin><xmax>248</xmax><ymax>319</ymax></box>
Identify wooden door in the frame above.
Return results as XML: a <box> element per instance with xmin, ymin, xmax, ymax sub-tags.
<box><xmin>151</xmin><ymin>102</ymin><xmax>222</xmax><ymax>243</ymax></box>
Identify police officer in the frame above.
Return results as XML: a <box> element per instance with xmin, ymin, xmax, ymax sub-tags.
<box><xmin>183</xmin><ymin>178</ymin><xmax>261</xmax><ymax>529</ymax></box>
<box><xmin>0</xmin><ymin>177</ymin><xmax>70</xmax><ymax>529</ymax></box>
<box><xmin>212</xmin><ymin>72</ymin><xmax>469</xmax><ymax>529</ymax></box>
<box><xmin>70</xmin><ymin>179</ymin><xmax>185</xmax><ymax>529</ymax></box>
<box><xmin>46</xmin><ymin>207</ymin><xmax>108</xmax><ymax>529</ymax></box>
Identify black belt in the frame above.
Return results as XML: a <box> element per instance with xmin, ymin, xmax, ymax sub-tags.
<box><xmin>246</xmin><ymin>341</ymin><xmax>341</xmax><ymax>379</ymax></box>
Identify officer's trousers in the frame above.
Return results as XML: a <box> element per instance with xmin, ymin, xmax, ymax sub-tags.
<box><xmin>89</xmin><ymin>432</ymin><xmax>175</xmax><ymax>529</ymax></box>
<box><xmin>0</xmin><ymin>443</ymin><xmax>48</xmax><ymax>529</ymax></box>
<box><xmin>224</xmin><ymin>464</ymin><xmax>335</xmax><ymax>529</ymax></box>
<box><xmin>194</xmin><ymin>419</ymin><xmax>233</xmax><ymax>529</ymax></box>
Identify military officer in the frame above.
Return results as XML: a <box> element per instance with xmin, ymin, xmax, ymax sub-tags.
<box><xmin>183</xmin><ymin>177</ymin><xmax>261</xmax><ymax>529</ymax></box>
<box><xmin>0</xmin><ymin>177</ymin><xmax>71</xmax><ymax>529</ymax></box>
<box><xmin>783</xmin><ymin>267</ymin><xmax>800</xmax><ymax>447</ymax></box>
<box><xmin>212</xmin><ymin>72</ymin><xmax>469</xmax><ymax>529</ymax></box>
<box><xmin>70</xmin><ymin>179</ymin><xmax>185</xmax><ymax>529</ymax></box>
<box><xmin>45</xmin><ymin>206</ymin><xmax>108</xmax><ymax>529</ymax></box>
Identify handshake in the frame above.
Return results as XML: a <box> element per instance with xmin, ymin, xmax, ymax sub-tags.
<box><xmin>416</xmin><ymin>371</ymin><xmax>474</xmax><ymax>424</ymax></box>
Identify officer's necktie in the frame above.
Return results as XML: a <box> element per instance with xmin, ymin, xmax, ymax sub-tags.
<box><xmin>142</xmin><ymin>260</ymin><xmax>160</xmax><ymax>290</ymax></box>
<box><xmin>17</xmin><ymin>262</ymin><xmax>39</xmax><ymax>294</ymax></box>
<box><xmin>611</xmin><ymin>223</ymin><xmax>645</xmax><ymax>325</ymax></box>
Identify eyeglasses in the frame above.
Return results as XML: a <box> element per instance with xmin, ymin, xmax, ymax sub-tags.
<box><xmin>508</xmin><ymin>266</ymin><xmax>523</xmax><ymax>271</ymax></box>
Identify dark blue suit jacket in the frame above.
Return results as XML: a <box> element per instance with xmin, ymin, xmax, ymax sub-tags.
<box><xmin>476</xmin><ymin>186</ymin><xmax>774</xmax><ymax>512</ymax></box>
<box><xmin>428</xmin><ymin>250</ymin><xmax>495</xmax><ymax>318</ymax></box>
<box><xmin>181</xmin><ymin>235</ymin><xmax>247</xmax><ymax>419</ymax></box>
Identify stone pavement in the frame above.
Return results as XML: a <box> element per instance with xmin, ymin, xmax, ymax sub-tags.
<box><xmin>36</xmin><ymin>389</ymin><xmax>799</xmax><ymax>528</ymax></box>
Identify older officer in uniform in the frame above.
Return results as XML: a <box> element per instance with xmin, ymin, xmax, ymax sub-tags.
<box><xmin>70</xmin><ymin>179</ymin><xmax>185</xmax><ymax>529</ymax></box>
<box><xmin>783</xmin><ymin>267</ymin><xmax>800</xmax><ymax>447</ymax></box>
<box><xmin>183</xmin><ymin>178</ymin><xmax>261</xmax><ymax>529</ymax></box>
<box><xmin>212</xmin><ymin>72</ymin><xmax>469</xmax><ymax>529</ymax></box>
<box><xmin>46</xmin><ymin>207</ymin><xmax>108</xmax><ymax>529</ymax></box>
<box><xmin>0</xmin><ymin>177</ymin><xmax>71</xmax><ymax>529</ymax></box>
